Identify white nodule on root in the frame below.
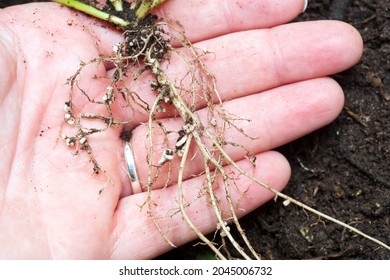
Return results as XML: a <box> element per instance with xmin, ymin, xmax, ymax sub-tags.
<box><xmin>158</xmin><ymin>149</ymin><xmax>174</xmax><ymax>165</ymax></box>
<box><xmin>113</xmin><ymin>43</ymin><xmax>120</xmax><ymax>53</ymax></box>
<box><xmin>175</xmin><ymin>135</ymin><xmax>187</xmax><ymax>148</ymax></box>
<box><xmin>283</xmin><ymin>199</ymin><xmax>291</xmax><ymax>206</ymax></box>
<box><xmin>217</xmin><ymin>221</ymin><xmax>230</xmax><ymax>237</ymax></box>
<box><xmin>67</xmin><ymin>118</ymin><xmax>75</xmax><ymax>125</ymax></box>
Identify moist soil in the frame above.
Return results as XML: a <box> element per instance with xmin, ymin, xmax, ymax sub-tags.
<box><xmin>1</xmin><ymin>0</ymin><xmax>389</xmax><ymax>259</ymax></box>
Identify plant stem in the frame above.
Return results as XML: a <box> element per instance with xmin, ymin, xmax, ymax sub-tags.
<box><xmin>109</xmin><ymin>0</ymin><xmax>123</xmax><ymax>12</ymax></box>
<box><xmin>135</xmin><ymin>0</ymin><xmax>168</xmax><ymax>20</ymax></box>
<box><xmin>51</xmin><ymin>0</ymin><xmax>129</xmax><ymax>28</ymax></box>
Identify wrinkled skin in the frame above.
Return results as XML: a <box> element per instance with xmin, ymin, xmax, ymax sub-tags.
<box><xmin>0</xmin><ymin>1</ymin><xmax>362</xmax><ymax>259</ymax></box>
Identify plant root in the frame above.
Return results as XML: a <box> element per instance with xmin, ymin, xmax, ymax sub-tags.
<box><xmin>57</xmin><ymin>1</ymin><xmax>390</xmax><ymax>259</ymax></box>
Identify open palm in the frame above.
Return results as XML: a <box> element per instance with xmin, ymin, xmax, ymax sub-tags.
<box><xmin>0</xmin><ymin>1</ymin><xmax>362</xmax><ymax>259</ymax></box>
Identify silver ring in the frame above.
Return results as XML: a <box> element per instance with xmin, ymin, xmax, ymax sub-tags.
<box><xmin>124</xmin><ymin>140</ymin><xmax>142</xmax><ymax>194</ymax></box>
<box><xmin>302</xmin><ymin>0</ymin><xmax>308</xmax><ymax>13</ymax></box>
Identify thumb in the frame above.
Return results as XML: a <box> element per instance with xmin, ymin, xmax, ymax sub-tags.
<box><xmin>110</xmin><ymin>150</ymin><xmax>290</xmax><ymax>259</ymax></box>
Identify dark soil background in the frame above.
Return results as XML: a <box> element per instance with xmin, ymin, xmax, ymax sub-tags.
<box><xmin>1</xmin><ymin>0</ymin><xmax>389</xmax><ymax>259</ymax></box>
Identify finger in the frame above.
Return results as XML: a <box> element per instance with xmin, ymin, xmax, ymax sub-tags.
<box><xmin>193</xmin><ymin>20</ymin><xmax>362</xmax><ymax>99</ymax></box>
<box><xmin>61</xmin><ymin>0</ymin><xmax>307</xmax><ymax>54</ymax></box>
<box><xmin>155</xmin><ymin>0</ymin><xmax>307</xmax><ymax>43</ymax></box>
<box><xmin>127</xmin><ymin>77</ymin><xmax>343</xmax><ymax>190</ymax></box>
<box><xmin>112</xmin><ymin>20</ymin><xmax>362</xmax><ymax>123</ymax></box>
<box><xmin>112</xmin><ymin>150</ymin><xmax>290</xmax><ymax>259</ymax></box>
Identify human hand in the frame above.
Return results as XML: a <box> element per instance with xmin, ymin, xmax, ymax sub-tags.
<box><xmin>0</xmin><ymin>0</ymin><xmax>362</xmax><ymax>259</ymax></box>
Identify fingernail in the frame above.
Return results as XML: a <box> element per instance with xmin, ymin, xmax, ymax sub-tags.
<box><xmin>302</xmin><ymin>0</ymin><xmax>308</xmax><ymax>13</ymax></box>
